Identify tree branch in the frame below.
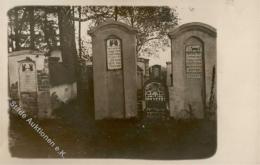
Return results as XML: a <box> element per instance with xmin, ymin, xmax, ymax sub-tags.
<box><xmin>72</xmin><ymin>8</ymin><xmax>112</xmax><ymax>22</ymax></box>
<box><xmin>136</xmin><ymin>35</ymin><xmax>162</xmax><ymax>55</ymax></box>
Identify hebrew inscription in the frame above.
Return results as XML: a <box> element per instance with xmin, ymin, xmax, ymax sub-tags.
<box><xmin>106</xmin><ymin>38</ymin><xmax>122</xmax><ymax>70</ymax></box>
<box><xmin>185</xmin><ymin>45</ymin><xmax>203</xmax><ymax>79</ymax></box>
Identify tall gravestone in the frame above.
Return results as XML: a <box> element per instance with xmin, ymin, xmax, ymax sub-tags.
<box><xmin>88</xmin><ymin>20</ymin><xmax>138</xmax><ymax>120</ymax></box>
<box><xmin>168</xmin><ymin>22</ymin><xmax>216</xmax><ymax>119</ymax></box>
<box><xmin>18</xmin><ymin>57</ymin><xmax>38</xmax><ymax>117</ymax></box>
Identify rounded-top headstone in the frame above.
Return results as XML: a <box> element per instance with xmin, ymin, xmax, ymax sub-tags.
<box><xmin>168</xmin><ymin>22</ymin><xmax>216</xmax><ymax>39</ymax></box>
<box><xmin>88</xmin><ymin>20</ymin><xmax>138</xmax><ymax>120</ymax></box>
<box><xmin>88</xmin><ymin>19</ymin><xmax>138</xmax><ymax>36</ymax></box>
<box><xmin>167</xmin><ymin>22</ymin><xmax>217</xmax><ymax>119</ymax></box>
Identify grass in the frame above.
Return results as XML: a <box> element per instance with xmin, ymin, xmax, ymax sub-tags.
<box><xmin>9</xmin><ymin>99</ymin><xmax>216</xmax><ymax>159</ymax></box>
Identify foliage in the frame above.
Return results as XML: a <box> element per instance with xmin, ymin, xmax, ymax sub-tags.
<box><xmin>8</xmin><ymin>6</ymin><xmax>60</xmax><ymax>52</ymax></box>
<box><xmin>119</xmin><ymin>6</ymin><xmax>178</xmax><ymax>57</ymax></box>
<box><xmin>75</xmin><ymin>6</ymin><xmax>179</xmax><ymax>57</ymax></box>
<box><xmin>8</xmin><ymin>6</ymin><xmax>178</xmax><ymax>58</ymax></box>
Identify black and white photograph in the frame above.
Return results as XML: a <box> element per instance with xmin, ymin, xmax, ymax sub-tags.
<box><xmin>6</xmin><ymin>5</ymin><xmax>217</xmax><ymax>159</ymax></box>
<box><xmin>1</xmin><ymin>0</ymin><xmax>259</xmax><ymax>164</ymax></box>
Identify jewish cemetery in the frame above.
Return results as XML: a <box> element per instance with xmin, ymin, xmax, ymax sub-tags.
<box><xmin>7</xmin><ymin>6</ymin><xmax>216</xmax><ymax>159</ymax></box>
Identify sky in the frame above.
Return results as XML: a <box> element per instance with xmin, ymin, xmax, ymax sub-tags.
<box><xmin>148</xmin><ymin>1</ymin><xmax>218</xmax><ymax>67</ymax></box>
<box><xmin>78</xmin><ymin>1</ymin><xmax>219</xmax><ymax>67</ymax></box>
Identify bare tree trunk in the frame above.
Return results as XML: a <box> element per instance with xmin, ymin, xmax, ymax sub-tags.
<box><xmin>43</xmin><ymin>9</ymin><xmax>51</xmax><ymax>49</ymax></box>
<box><xmin>78</xmin><ymin>6</ymin><xmax>82</xmax><ymax>58</ymax></box>
<box><xmin>28</xmin><ymin>7</ymin><xmax>35</xmax><ymax>49</ymax></box>
<box><xmin>9</xmin><ymin>24</ymin><xmax>14</xmax><ymax>51</ymax></box>
<box><xmin>114</xmin><ymin>6</ymin><xmax>118</xmax><ymax>21</ymax></box>
<box><xmin>72</xmin><ymin>6</ymin><xmax>75</xmax><ymax>29</ymax></box>
<box><xmin>130</xmin><ymin>7</ymin><xmax>134</xmax><ymax>27</ymax></box>
<box><xmin>58</xmin><ymin>6</ymin><xmax>78</xmax><ymax>81</ymax></box>
<box><xmin>14</xmin><ymin>8</ymin><xmax>20</xmax><ymax>50</ymax></box>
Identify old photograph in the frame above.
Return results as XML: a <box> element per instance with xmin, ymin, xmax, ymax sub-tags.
<box><xmin>7</xmin><ymin>5</ymin><xmax>217</xmax><ymax>159</ymax></box>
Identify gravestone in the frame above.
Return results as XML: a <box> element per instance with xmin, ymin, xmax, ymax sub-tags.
<box><xmin>88</xmin><ymin>20</ymin><xmax>138</xmax><ymax>120</ymax></box>
<box><xmin>142</xmin><ymin>64</ymin><xmax>169</xmax><ymax>119</ymax></box>
<box><xmin>18</xmin><ymin>57</ymin><xmax>38</xmax><ymax>117</ymax></box>
<box><xmin>143</xmin><ymin>80</ymin><xmax>168</xmax><ymax>119</ymax></box>
<box><xmin>150</xmin><ymin>65</ymin><xmax>161</xmax><ymax>79</ymax></box>
<box><xmin>37</xmin><ymin>58</ymin><xmax>51</xmax><ymax>119</ymax></box>
<box><xmin>168</xmin><ymin>22</ymin><xmax>216</xmax><ymax>119</ymax></box>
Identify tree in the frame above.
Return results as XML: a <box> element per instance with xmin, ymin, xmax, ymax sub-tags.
<box><xmin>8</xmin><ymin>6</ymin><xmax>78</xmax><ymax>81</ymax></box>
<box><xmin>78</xmin><ymin>6</ymin><xmax>82</xmax><ymax>58</ymax></box>
<box><xmin>7</xmin><ymin>7</ymin><xmax>26</xmax><ymax>51</ymax></box>
<box><xmin>28</xmin><ymin>7</ymin><xmax>35</xmax><ymax>49</ymax></box>
<box><xmin>73</xmin><ymin>6</ymin><xmax>178</xmax><ymax>57</ymax></box>
<box><xmin>57</xmin><ymin>6</ymin><xmax>78</xmax><ymax>80</ymax></box>
<box><xmin>39</xmin><ymin>7</ymin><xmax>60</xmax><ymax>50</ymax></box>
<box><xmin>117</xmin><ymin>7</ymin><xmax>178</xmax><ymax>57</ymax></box>
<box><xmin>8</xmin><ymin>6</ymin><xmax>61</xmax><ymax>52</ymax></box>
<box><xmin>13</xmin><ymin>8</ymin><xmax>21</xmax><ymax>50</ymax></box>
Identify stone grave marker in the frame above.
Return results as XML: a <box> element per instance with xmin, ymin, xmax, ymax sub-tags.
<box><xmin>143</xmin><ymin>80</ymin><xmax>168</xmax><ymax>119</ymax></box>
<box><xmin>88</xmin><ymin>20</ymin><xmax>138</xmax><ymax>120</ymax></box>
<box><xmin>18</xmin><ymin>57</ymin><xmax>38</xmax><ymax>117</ymax></box>
<box><xmin>168</xmin><ymin>22</ymin><xmax>217</xmax><ymax>119</ymax></box>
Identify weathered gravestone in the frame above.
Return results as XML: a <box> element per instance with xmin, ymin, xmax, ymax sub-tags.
<box><xmin>18</xmin><ymin>57</ymin><xmax>38</xmax><ymax>117</ymax></box>
<box><xmin>88</xmin><ymin>20</ymin><xmax>138</xmax><ymax>120</ymax></box>
<box><xmin>143</xmin><ymin>65</ymin><xmax>169</xmax><ymax>119</ymax></box>
<box><xmin>150</xmin><ymin>65</ymin><xmax>161</xmax><ymax>79</ymax></box>
<box><xmin>168</xmin><ymin>22</ymin><xmax>216</xmax><ymax>119</ymax></box>
<box><xmin>9</xmin><ymin>50</ymin><xmax>77</xmax><ymax>119</ymax></box>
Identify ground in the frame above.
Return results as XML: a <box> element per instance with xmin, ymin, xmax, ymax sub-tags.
<box><xmin>9</xmin><ymin>98</ymin><xmax>216</xmax><ymax>159</ymax></box>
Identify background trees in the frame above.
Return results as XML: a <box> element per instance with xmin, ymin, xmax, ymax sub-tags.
<box><xmin>8</xmin><ymin>6</ymin><xmax>178</xmax><ymax>58</ymax></box>
<box><xmin>113</xmin><ymin>6</ymin><xmax>178</xmax><ymax>57</ymax></box>
<box><xmin>57</xmin><ymin>7</ymin><xmax>77</xmax><ymax>79</ymax></box>
<box><xmin>72</xmin><ymin>6</ymin><xmax>178</xmax><ymax>57</ymax></box>
<box><xmin>8</xmin><ymin>6</ymin><xmax>60</xmax><ymax>52</ymax></box>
